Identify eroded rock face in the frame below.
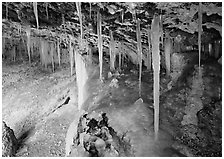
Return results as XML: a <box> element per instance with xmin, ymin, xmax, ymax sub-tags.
<box><xmin>2</xmin><ymin>121</ymin><xmax>18</xmax><ymax>157</ymax></box>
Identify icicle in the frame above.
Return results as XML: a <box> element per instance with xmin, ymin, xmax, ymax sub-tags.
<box><xmin>12</xmin><ymin>45</ymin><xmax>16</xmax><ymax>62</ymax></box>
<box><xmin>75</xmin><ymin>50</ymin><xmax>88</xmax><ymax>110</ymax></box>
<box><xmin>214</xmin><ymin>40</ymin><xmax>220</xmax><ymax>59</ymax></box>
<box><xmin>40</xmin><ymin>38</ymin><xmax>47</xmax><ymax>68</ymax></box>
<box><xmin>40</xmin><ymin>39</ymin><xmax>44</xmax><ymax>66</ymax></box>
<box><xmin>121</xmin><ymin>10</ymin><xmax>124</xmax><ymax>24</ymax></box>
<box><xmin>147</xmin><ymin>25</ymin><xmax>152</xmax><ymax>70</ymax></box>
<box><xmin>30</xmin><ymin>38</ymin><xmax>34</xmax><ymax>58</ymax></box>
<box><xmin>208</xmin><ymin>43</ymin><xmax>212</xmax><ymax>56</ymax></box>
<box><xmin>62</xmin><ymin>13</ymin><xmax>65</xmax><ymax>24</ymax></box>
<box><xmin>118</xmin><ymin>44</ymin><xmax>122</xmax><ymax>71</ymax></box>
<box><xmin>57</xmin><ymin>38</ymin><xmax>61</xmax><ymax>67</ymax></box>
<box><xmin>164</xmin><ymin>33</ymin><xmax>171</xmax><ymax>77</ymax></box>
<box><xmin>33</xmin><ymin>2</ymin><xmax>39</xmax><ymax>29</ymax></box>
<box><xmin>132</xmin><ymin>10</ymin><xmax>136</xmax><ymax>22</ymax></box>
<box><xmin>26</xmin><ymin>27</ymin><xmax>31</xmax><ymax>64</ymax></box>
<box><xmin>88</xmin><ymin>45</ymin><xmax>93</xmax><ymax>65</ymax></box>
<box><xmin>76</xmin><ymin>2</ymin><xmax>83</xmax><ymax>39</ymax></box>
<box><xmin>159</xmin><ymin>15</ymin><xmax>164</xmax><ymax>50</ymax></box>
<box><xmin>6</xmin><ymin>2</ymin><xmax>8</xmax><ymax>19</ymax></box>
<box><xmin>121</xmin><ymin>43</ymin><xmax>125</xmax><ymax>68</ymax></box>
<box><xmin>89</xmin><ymin>2</ymin><xmax>91</xmax><ymax>19</ymax></box>
<box><xmin>45</xmin><ymin>2</ymin><xmax>49</xmax><ymax>20</ymax></box>
<box><xmin>109</xmin><ymin>30</ymin><xmax>115</xmax><ymax>71</ymax></box>
<box><xmin>198</xmin><ymin>2</ymin><xmax>202</xmax><ymax>75</ymax></box>
<box><xmin>69</xmin><ymin>37</ymin><xmax>74</xmax><ymax>76</ymax></box>
<box><xmin>136</xmin><ymin>19</ymin><xmax>142</xmax><ymax>97</ymax></box>
<box><xmin>17</xmin><ymin>24</ymin><xmax>22</xmax><ymax>34</ymax></box>
<box><xmin>2</xmin><ymin>37</ymin><xmax>5</xmax><ymax>53</ymax></box>
<box><xmin>151</xmin><ymin>14</ymin><xmax>160</xmax><ymax>141</ymax></box>
<box><xmin>97</xmin><ymin>11</ymin><xmax>103</xmax><ymax>81</ymax></box>
<box><xmin>50</xmin><ymin>42</ymin><xmax>55</xmax><ymax>72</ymax></box>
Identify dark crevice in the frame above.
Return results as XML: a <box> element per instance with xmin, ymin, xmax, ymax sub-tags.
<box><xmin>63</xmin><ymin>96</ymin><xmax>70</xmax><ymax>105</ymax></box>
<box><xmin>46</xmin><ymin>96</ymin><xmax>70</xmax><ymax>115</ymax></box>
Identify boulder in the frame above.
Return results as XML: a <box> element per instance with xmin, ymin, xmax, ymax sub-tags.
<box><xmin>2</xmin><ymin>121</ymin><xmax>18</xmax><ymax>157</ymax></box>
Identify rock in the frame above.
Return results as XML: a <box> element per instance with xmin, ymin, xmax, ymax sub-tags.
<box><xmin>197</xmin><ymin>100</ymin><xmax>222</xmax><ymax>137</ymax></box>
<box><xmin>134</xmin><ymin>98</ymin><xmax>143</xmax><ymax>105</ymax></box>
<box><xmin>109</xmin><ymin>78</ymin><xmax>119</xmax><ymax>88</ymax></box>
<box><xmin>176</xmin><ymin>124</ymin><xmax>208</xmax><ymax>148</ymax></box>
<box><xmin>114</xmin><ymin>71</ymin><xmax>120</xmax><ymax>77</ymax></box>
<box><xmin>94</xmin><ymin>137</ymin><xmax>106</xmax><ymax>156</ymax></box>
<box><xmin>2</xmin><ymin>121</ymin><xmax>18</xmax><ymax>157</ymax></box>
<box><xmin>107</xmin><ymin>72</ymin><xmax>113</xmax><ymax>79</ymax></box>
<box><xmin>69</xmin><ymin>145</ymin><xmax>89</xmax><ymax>157</ymax></box>
<box><xmin>172</xmin><ymin>142</ymin><xmax>195</xmax><ymax>157</ymax></box>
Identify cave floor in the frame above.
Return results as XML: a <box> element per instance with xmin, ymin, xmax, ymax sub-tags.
<box><xmin>2</xmin><ymin>58</ymin><xmax>221</xmax><ymax>157</ymax></box>
<box><xmin>2</xmin><ymin>61</ymin><xmax>79</xmax><ymax>157</ymax></box>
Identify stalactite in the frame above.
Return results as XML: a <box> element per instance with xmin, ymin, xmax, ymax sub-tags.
<box><xmin>147</xmin><ymin>25</ymin><xmax>152</xmax><ymax>70</ymax></box>
<box><xmin>164</xmin><ymin>33</ymin><xmax>171</xmax><ymax>77</ymax></box>
<box><xmin>12</xmin><ymin>45</ymin><xmax>16</xmax><ymax>62</ymax></box>
<box><xmin>87</xmin><ymin>44</ymin><xmax>92</xmax><ymax>65</ymax></box>
<box><xmin>2</xmin><ymin>37</ymin><xmax>5</xmax><ymax>53</ymax></box>
<box><xmin>62</xmin><ymin>13</ymin><xmax>65</xmax><ymax>24</ymax></box>
<box><xmin>118</xmin><ymin>44</ymin><xmax>122</xmax><ymax>71</ymax></box>
<box><xmin>121</xmin><ymin>42</ymin><xmax>125</xmax><ymax>68</ymax></box>
<box><xmin>50</xmin><ymin>42</ymin><xmax>55</xmax><ymax>72</ymax></box>
<box><xmin>45</xmin><ymin>2</ymin><xmax>49</xmax><ymax>20</ymax></box>
<box><xmin>198</xmin><ymin>2</ymin><xmax>202</xmax><ymax>72</ymax></box>
<box><xmin>18</xmin><ymin>38</ymin><xmax>22</xmax><ymax>59</ymax></box>
<box><xmin>75</xmin><ymin>50</ymin><xmax>88</xmax><ymax>110</ymax></box>
<box><xmin>69</xmin><ymin>36</ymin><xmax>74</xmax><ymax>76</ymax></box>
<box><xmin>214</xmin><ymin>40</ymin><xmax>220</xmax><ymax>58</ymax></box>
<box><xmin>97</xmin><ymin>11</ymin><xmax>103</xmax><ymax>81</ymax></box>
<box><xmin>208</xmin><ymin>43</ymin><xmax>212</xmax><ymax>56</ymax></box>
<box><xmin>109</xmin><ymin>30</ymin><xmax>115</xmax><ymax>71</ymax></box>
<box><xmin>57</xmin><ymin>38</ymin><xmax>61</xmax><ymax>67</ymax></box>
<box><xmin>40</xmin><ymin>39</ymin><xmax>45</xmax><ymax>66</ymax></box>
<box><xmin>76</xmin><ymin>2</ymin><xmax>83</xmax><ymax>39</ymax></box>
<box><xmin>30</xmin><ymin>38</ymin><xmax>34</xmax><ymax>58</ymax></box>
<box><xmin>89</xmin><ymin>2</ymin><xmax>91</xmax><ymax>19</ymax></box>
<box><xmin>40</xmin><ymin>38</ymin><xmax>48</xmax><ymax>69</ymax></box>
<box><xmin>159</xmin><ymin>15</ymin><xmax>164</xmax><ymax>50</ymax></box>
<box><xmin>121</xmin><ymin>10</ymin><xmax>124</xmax><ymax>23</ymax></box>
<box><xmin>26</xmin><ymin>27</ymin><xmax>31</xmax><ymax>64</ymax></box>
<box><xmin>37</xmin><ymin>37</ymin><xmax>41</xmax><ymax>58</ymax></box>
<box><xmin>17</xmin><ymin>24</ymin><xmax>21</xmax><ymax>34</ymax></box>
<box><xmin>151</xmin><ymin>14</ymin><xmax>160</xmax><ymax>141</ymax></box>
<box><xmin>136</xmin><ymin>19</ymin><xmax>142</xmax><ymax>97</ymax></box>
<box><xmin>6</xmin><ymin>2</ymin><xmax>8</xmax><ymax>19</ymax></box>
<box><xmin>33</xmin><ymin>2</ymin><xmax>39</xmax><ymax>29</ymax></box>
<box><xmin>132</xmin><ymin>9</ymin><xmax>137</xmax><ymax>22</ymax></box>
